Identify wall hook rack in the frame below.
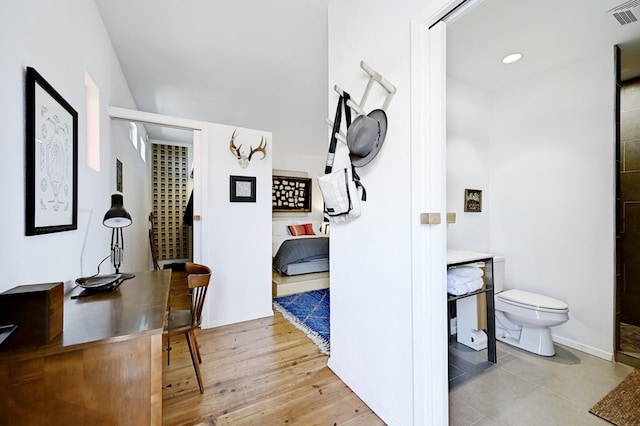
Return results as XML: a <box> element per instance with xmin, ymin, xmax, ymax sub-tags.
<box><xmin>325</xmin><ymin>60</ymin><xmax>397</xmax><ymax>144</ymax></box>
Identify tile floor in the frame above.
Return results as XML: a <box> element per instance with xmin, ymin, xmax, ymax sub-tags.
<box><xmin>621</xmin><ymin>322</ymin><xmax>640</xmax><ymax>355</ymax></box>
<box><xmin>448</xmin><ymin>340</ymin><xmax>635</xmax><ymax>425</ymax></box>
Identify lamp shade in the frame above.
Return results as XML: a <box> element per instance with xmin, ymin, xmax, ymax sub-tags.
<box><xmin>103</xmin><ymin>194</ymin><xmax>132</xmax><ymax>228</ymax></box>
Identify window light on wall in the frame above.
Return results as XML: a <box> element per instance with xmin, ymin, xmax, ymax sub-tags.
<box><xmin>140</xmin><ymin>137</ymin><xmax>146</xmax><ymax>162</ymax></box>
<box><xmin>129</xmin><ymin>122</ymin><xmax>138</xmax><ymax>149</ymax></box>
<box><xmin>85</xmin><ymin>72</ymin><xmax>100</xmax><ymax>171</ymax></box>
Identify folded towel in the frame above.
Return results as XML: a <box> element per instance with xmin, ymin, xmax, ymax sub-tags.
<box><xmin>447</xmin><ymin>266</ymin><xmax>484</xmax><ymax>286</ymax></box>
<box><xmin>448</xmin><ymin>278</ymin><xmax>484</xmax><ymax>296</ymax></box>
<box><xmin>447</xmin><ymin>283</ymin><xmax>469</xmax><ymax>296</ymax></box>
<box><xmin>447</xmin><ymin>266</ymin><xmax>484</xmax><ymax>280</ymax></box>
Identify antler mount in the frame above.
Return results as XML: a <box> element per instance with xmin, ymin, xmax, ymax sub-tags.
<box><xmin>229</xmin><ymin>130</ymin><xmax>267</xmax><ymax>168</ymax></box>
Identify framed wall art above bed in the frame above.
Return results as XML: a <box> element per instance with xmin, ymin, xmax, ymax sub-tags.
<box><xmin>272</xmin><ymin>175</ymin><xmax>312</xmax><ymax>212</ymax></box>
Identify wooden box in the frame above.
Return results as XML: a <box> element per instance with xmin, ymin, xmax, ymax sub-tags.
<box><xmin>0</xmin><ymin>282</ymin><xmax>63</xmax><ymax>348</ymax></box>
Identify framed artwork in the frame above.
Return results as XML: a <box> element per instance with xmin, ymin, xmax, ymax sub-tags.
<box><xmin>464</xmin><ymin>188</ymin><xmax>482</xmax><ymax>212</ymax></box>
<box><xmin>272</xmin><ymin>175</ymin><xmax>312</xmax><ymax>212</ymax></box>
<box><xmin>230</xmin><ymin>175</ymin><xmax>256</xmax><ymax>202</ymax></box>
<box><xmin>25</xmin><ymin>67</ymin><xmax>78</xmax><ymax>235</ymax></box>
<box><xmin>116</xmin><ymin>159</ymin><xmax>123</xmax><ymax>193</ymax></box>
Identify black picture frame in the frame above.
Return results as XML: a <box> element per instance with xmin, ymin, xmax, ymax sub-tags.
<box><xmin>116</xmin><ymin>159</ymin><xmax>123</xmax><ymax>193</ymax></box>
<box><xmin>230</xmin><ymin>175</ymin><xmax>256</xmax><ymax>202</ymax></box>
<box><xmin>464</xmin><ymin>188</ymin><xmax>482</xmax><ymax>212</ymax></box>
<box><xmin>25</xmin><ymin>67</ymin><xmax>78</xmax><ymax>235</ymax></box>
<box><xmin>272</xmin><ymin>175</ymin><xmax>312</xmax><ymax>212</ymax></box>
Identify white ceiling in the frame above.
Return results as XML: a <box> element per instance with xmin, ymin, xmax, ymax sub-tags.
<box><xmin>95</xmin><ymin>0</ymin><xmax>640</xmax><ymax>150</ymax></box>
<box><xmin>94</xmin><ymin>0</ymin><xmax>329</xmax><ymax>155</ymax></box>
<box><xmin>447</xmin><ymin>0</ymin><xmax>640</xmax><ymax>92</ymax></box>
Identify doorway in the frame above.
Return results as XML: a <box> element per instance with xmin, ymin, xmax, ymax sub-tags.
<box><xmin>108</xmin><ymin>107</ymin><xmax>207</xmax><ymax>272</ymax></box>
<box><xmin>149</xmin><ymin>134</ymin><xmax>194</xmax><ymax>269</ymax></box>
<box><xmin>616</xmin><ymin>45</ymin><xmax>640</xmax><ymax>367</ymax></box>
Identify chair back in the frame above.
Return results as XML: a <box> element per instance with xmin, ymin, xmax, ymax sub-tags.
<box><xmin>149</xmin><ymin>212</ymin><xmax>161</xmax><ymax>270</ymax></box>
<box><xmin>186</xmin><ymin>262</ymin><xmax>211</xmax><ymax>327</ymax></box>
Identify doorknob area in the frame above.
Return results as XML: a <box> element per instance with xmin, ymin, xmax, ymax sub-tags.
<box><xmin>420</xmin><ymin>212</ymin><xmax>441</xmax><ymax>225</ymax></box>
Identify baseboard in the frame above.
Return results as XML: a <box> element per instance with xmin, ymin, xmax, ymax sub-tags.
<box><xmin>203</xmin><ymin>309</ymin><xmax>274</xmax><ymax>329</ymax></box>
<box><xmin>552</xmin><ymin>334</ymin><xmax>613</xmax><ymax>361</ymax></box>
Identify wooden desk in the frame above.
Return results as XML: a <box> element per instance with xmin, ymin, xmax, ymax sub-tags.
<box><xmin>0</xmin><ymin>270</ymin><xmax>171</xmax><ymax>426</ymax></box>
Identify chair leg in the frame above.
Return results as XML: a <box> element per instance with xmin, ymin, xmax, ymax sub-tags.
<box><xmin>192</xmin><ymin>330</ymin><xmax>202</xmax><ymax>364</ymax></box>
<box><xmin>166</xmin><ymin>334</ymin><xmax>171</xmax><ymax>365</ymax></box>
<box><xmin>185</xmin><ymin>331</ymin><xmax>204</xmax><ymax>393</ymax></box>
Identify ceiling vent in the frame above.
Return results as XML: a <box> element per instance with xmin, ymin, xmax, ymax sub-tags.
<box><xmin>608</xmin><ymin>0</ymin><xmax>640</xmax><ymax>25</ymax></box>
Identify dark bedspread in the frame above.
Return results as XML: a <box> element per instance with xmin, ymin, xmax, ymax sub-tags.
<box><xmin>273</xmin><ymin>237</ymin><xmax>329</xmax><ymax>275</ymax></box>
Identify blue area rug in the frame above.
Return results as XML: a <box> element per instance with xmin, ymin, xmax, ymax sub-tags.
<box><xmin>273</xmin><ymin>289</ymin><xmax>330</xmax><ymax>354</ymax></box>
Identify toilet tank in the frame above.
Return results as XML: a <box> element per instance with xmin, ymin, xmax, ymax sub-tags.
<box><xmin>492</xmin><ymin>255</ymin><xmax>505</xmax><ymax>293</ymax></box>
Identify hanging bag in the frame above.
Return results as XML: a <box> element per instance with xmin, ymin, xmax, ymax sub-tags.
<box><xmin>318</xmin><ymin>92</ymin><xmax>363</xmax><ymax>223</ymax></box>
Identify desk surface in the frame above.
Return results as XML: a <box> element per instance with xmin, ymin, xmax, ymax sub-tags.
<box><xmin>0</xmin><ymin>269</ymin><xmax>171</xmax><ymax>358</ymax></box>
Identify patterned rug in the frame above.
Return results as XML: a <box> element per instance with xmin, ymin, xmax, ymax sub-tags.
<box><xmin>273</xmin><ymin>289</ymin><xmax>330</xmax><ymax>354</ymax></box>
<box><xmin>589</xmin><ymin>369</ymin><xmax>640</xmax><ymax>425</ymax></box>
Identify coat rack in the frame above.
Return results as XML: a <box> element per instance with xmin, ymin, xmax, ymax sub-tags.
<box><xmin>325</xmin><ymin>60</ymin><xmax>397</xmax><ymax>144</ymax></box>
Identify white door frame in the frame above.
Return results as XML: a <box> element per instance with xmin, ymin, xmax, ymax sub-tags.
<box><xmin>108</xmin><ymin>106</ymin><xmax>210</xmax><ymax>279</ymax></box>
<box><xmin>410</xmin><ymin>1</ymin><xmax>482</xmax><ymax>423</ymax></box>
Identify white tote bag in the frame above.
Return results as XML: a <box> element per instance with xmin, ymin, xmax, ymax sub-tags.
<box><xmin>318</xmin><ymin>167</ymin><xmax>361</xmax><ymax>223</ymax></box>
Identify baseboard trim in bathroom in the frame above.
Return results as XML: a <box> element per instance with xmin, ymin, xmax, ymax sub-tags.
<box><xmin>551</xmin><ymin>334</ymin><xmax>613</xmax><ymax>361</ymax></box>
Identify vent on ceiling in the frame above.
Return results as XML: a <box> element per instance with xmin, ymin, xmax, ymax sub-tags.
<box><xmin>608</xmin><ymin>0</ymin><xmax>640</xmax><ymax>26</ymax></box>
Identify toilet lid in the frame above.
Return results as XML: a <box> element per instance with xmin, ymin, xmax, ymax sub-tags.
<box><xmin>497</xmin><ymin>289</ymin><xmax>568</xmax><ymax>311</ymax></box>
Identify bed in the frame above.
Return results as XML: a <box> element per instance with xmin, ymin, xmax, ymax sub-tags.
<box><xmin>271</xmin><ymin>221</ymin><xmax>330</xmax><ymax>297</ymax></box>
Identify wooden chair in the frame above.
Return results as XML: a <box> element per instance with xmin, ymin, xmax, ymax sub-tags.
<box><xmin>148</xmin><ymin>212</ymin><xmax>161</xmax><ymax>271</ymax></box>
<box><xmin>164</xmin><ymin>262</ymin><xmax>211</xmax><ymax>393</ymax></box>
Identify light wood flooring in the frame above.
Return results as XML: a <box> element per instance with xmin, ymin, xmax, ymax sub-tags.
<box><xmin>162</xmin><ymin>271</ymin><xmax>384</xmax><ymax>425</ymax></box>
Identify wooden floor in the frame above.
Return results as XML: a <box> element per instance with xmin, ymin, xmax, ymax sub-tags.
<box><xmin>162</xmin><ymin>271</ymin><xmax>384</xmax><ymax>425</ymax></box>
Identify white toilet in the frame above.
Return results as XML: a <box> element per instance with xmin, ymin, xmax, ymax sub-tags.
<box><xmin>493</xmin><ymin>256</ymin><xmax>569</xmax><ymax>356</ymax></box>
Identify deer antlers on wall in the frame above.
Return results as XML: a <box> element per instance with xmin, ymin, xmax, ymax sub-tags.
<box><xmin>229</xmin><ymin>130</ymin><xmax>267</xmax><ymax>168</ymax></box>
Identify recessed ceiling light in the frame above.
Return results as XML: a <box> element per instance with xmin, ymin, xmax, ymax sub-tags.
<box><xmin>502</xmin><ymin>53</ymin><xmax>522</xmax><ymax>64</ymax></box>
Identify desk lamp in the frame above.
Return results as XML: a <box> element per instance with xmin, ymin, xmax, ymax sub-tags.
<box><xmin>103</xmin><ymin>193</ymin><xmax>135</xmax><ymax>280</ymax></box>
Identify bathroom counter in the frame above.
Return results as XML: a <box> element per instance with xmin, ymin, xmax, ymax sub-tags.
<box><xmin>447</xmin><ymin>250</ymin><xmax>497</xmax><ymax>363</ymax></box>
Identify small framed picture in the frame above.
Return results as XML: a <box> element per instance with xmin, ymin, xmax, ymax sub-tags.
<box><xmin>230</xmin><ymin>175</ymin><xmax>256</xmax><ymax>202</ymax></box>
<box><xmin>116</xmin><ymin>159</ymin><xmax>123</xmax><ymax>193</ymax></box>
<box><xmin>464</xmin><ymin>188</ymin><xmax>482</xmax><ymax>212</ymax></box>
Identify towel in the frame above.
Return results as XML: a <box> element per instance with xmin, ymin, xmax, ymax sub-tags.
<box><xmin>447</xmin><ymin>266</ymin><xmax>483</xmax><ymax>286</ymax></box>
<box><xmin>447</xmin><ymin>278</ymin><xmax>484</xmax><ymax>296</ymax></box>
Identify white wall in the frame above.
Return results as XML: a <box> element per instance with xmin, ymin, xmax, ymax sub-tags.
<box><xmin>327</xmin><ymin>0</ymin><xmax>437</xmax><ymax>424</ymax></box>
<box><xmin>203</xmin><ymin>124</ymin><xmax>274</xmax><ymax>327</ymax></box>
<box><xmin>447</xmin><ymin>77</ymin><xmax>491</xmax><ymax>252</ymax></box>
<box><xmin>0</xmin><ymin>0</ymin><xmax>147</xmax><ymax>293</ymax></box>
<box><xmin>488</xmin><ymin>52</ymin><xmax>616</xmax><ymax>358</ymax></box>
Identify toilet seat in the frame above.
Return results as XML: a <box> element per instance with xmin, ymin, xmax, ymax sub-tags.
<box><xmin>497</xmin><ymin>289</ymin><xmax>568</xmax><ymax>313</ymax></box>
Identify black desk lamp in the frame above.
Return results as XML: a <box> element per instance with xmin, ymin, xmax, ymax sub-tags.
<box><xmin>103</xmin><ymin>193</ymin><xmax>135</xmax><ymax>280</ymax></box>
